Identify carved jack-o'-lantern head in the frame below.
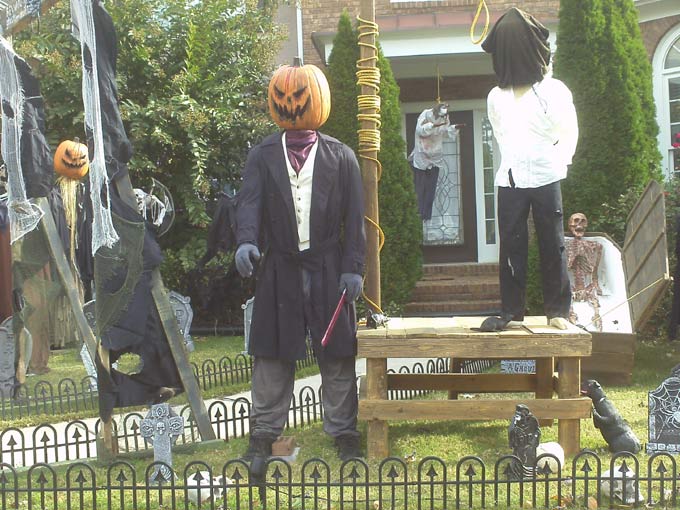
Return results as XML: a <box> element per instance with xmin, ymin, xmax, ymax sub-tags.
<box><xmin>268</xmin><ymin>57</ymin><xmax>331</xmax><ymax>131</ymax></box>
<box><xmin>54</xmin><ymin>138</ymin><xmax>89</xmax><ymax>180</ymax></box>
<box><xmin>568</xmin><ymin>213</ymin><xmax>588</xmax><ymax>238</ymax></box>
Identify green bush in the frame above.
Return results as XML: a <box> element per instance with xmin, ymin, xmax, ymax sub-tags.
<box><xmin>323</xmin><ymin>11</ymin><xmax>422</xmax><ymax>311</ymax></box>
<box><xmin>13</xmin><ymin>0</ymin><xmax>283</xmax><ymax>325</ymax></box>
<box><xmin>554</xmin><ymin>0</ymin><xmax>662</xmax><ymax>222</ymax></box>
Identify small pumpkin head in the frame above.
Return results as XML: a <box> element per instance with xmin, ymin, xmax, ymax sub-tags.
<box><xmin>268</xmin><ymin>57</ymin><xmax>331</xmax><ymax>131</ymax></box>
<box><xmin>54</xmin><ymin>138</ymin><xmax>89</xmax><ymax>180</ymax></box>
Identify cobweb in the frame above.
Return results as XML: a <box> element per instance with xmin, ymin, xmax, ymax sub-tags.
<box><xmin>0</xmin><ymin>36</ymin><xmax>44</xmax><ymax>243</ymax></box>
<box><xmin>70</xmin><ymin>0</ymin><xmax>118</xmax><ymax>253</ymax></box>
<box><xmin>649</xmin><ymin>376</ymin><xmax>680</xmax><ymax>440</ymax></box>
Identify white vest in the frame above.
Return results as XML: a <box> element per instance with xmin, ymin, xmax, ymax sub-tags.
<box><xmin>282</xmin><ymin>133</ymin><xmax>319</xmax><ymax>251</ymax></box>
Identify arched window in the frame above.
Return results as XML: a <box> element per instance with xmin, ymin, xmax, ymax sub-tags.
<box><xmin>654</xmin><ymin>27</ymin><xmax>680</xmax><ymax>177</ymax></box>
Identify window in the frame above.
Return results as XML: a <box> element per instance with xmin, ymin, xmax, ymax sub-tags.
<box><xmin>653</xmin><ymin>27</ymin><xmax>680</xmax><ymax>177</ymax></box>
<box><xmin>481</xmin><ymin>116</ymin><xmax>496</xmax><ymax>244</ymax></box>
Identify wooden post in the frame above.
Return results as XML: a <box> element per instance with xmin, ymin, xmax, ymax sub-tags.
<box><xmin>557</xmin><ymin>357</ymin><xmax>581</xmax><ymax>456</ymax></box>
<box><xmin>366</xmin><ymin>358</ymin><xmax>388</xmax><ymax>459</ymax></box>
<box><xmin>535</xmin><ymin>357</ymin><xmax>554</xmax><ymax>427</ymax></box>
<box><xmin>358</xmin><ymin>0</ymin><xmax>380</xmax><ymax>313</ymax></box>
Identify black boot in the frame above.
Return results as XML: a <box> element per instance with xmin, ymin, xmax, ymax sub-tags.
<box><xmin>248</xmin><ymin>434</ymin><xmax>276</xmax><ymax>481</ymax></box>
<box><xmin>335</xmin><ymin>434</ymin><xmax>362</xmax><ymax>461</ymax></box>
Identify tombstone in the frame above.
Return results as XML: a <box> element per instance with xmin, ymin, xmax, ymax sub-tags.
<box><xmin>168</xmin><ymin>291</ymin><xmax>195</xmax><ymax>353</ymax></box>
<box><xmin>508</xmin><ymin>404</ymin><xmax>540</xmax><ymax>479</ymax></box>
<box><xmin>140</xmin><ymin>403</ymin><xmax>184</xmax><ymax>483</ymax></box>
<box><xmin>0</xmin><ymin>316</ymin><xmax>15</xmax><ymax>398</ymax></box>
<box><xmin>242</xmin><ymin>297</ymin><xmax>254</xmax><ymax>354</ymax></box>
<box><xmin>647</xmin><ymin>365</ymin><xmax>680</xmax><ymax>453</ymax></box>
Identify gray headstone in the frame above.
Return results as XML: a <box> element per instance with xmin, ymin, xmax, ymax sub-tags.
<box><xmin>242</xmin><ymin>297</ymin><xmax>254</xmax><ymax>353</ymax></box>
<box><xmin>140</xmin><ymin>403</ymin><xmax>184</xmax><ymax>483</ymax></box>
<box><xmin>647</xmin><ymin>365</ymin><xmax>680</xmax><ymax>453</ymax></box>
<box><xmin>0</xmin><ymin>316</ymin><xmax>15</xmax><ymax>398</ymax></box>
<box><xmin>168</xmin><ymin>291</ymin><xmax>194</xmax><ymax>352</ymax></box>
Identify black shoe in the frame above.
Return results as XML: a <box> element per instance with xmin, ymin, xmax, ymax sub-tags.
<box><xmin>242</xmin><ymin>435</ymin><xmax>274</xmax><ymax>462</ymax></box>
<box><xmin>248</xmin><ymin>435</ymin><xmax>276</xmax><ymax>481</ymax></box>
<box><xmin>335</xmin><ymin>435</ymin><xmax>362</xmax><ymax>461</ymax></box>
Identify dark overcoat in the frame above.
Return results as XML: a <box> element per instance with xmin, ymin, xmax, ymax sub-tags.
<box><xmin>236</xmin><ymin>132</ymin><xmax>366</xmax><ymax>361</ymax></box>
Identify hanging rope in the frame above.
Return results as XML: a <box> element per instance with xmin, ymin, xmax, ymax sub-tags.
<box><xmin>470</xmin><ymin>0</ymin><xmax>489</xmax><ymax>44</ymax></box>
<box><xmin>356</xmin><ymin>15</ymin><xmax>384</xmax><ymax>315</ymax></box>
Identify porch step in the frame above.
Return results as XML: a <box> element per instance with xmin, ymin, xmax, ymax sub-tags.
<box><xmin>404</xmin><ymin>263</ymin><xmax>501</xmax><ymax>317</ymax></box>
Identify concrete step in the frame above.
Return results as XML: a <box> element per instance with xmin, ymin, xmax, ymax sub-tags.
<box><xmin>403</xmin><ymin>298</ymin><xmax>502</xmax><ymax>316</ymax></box>
<box><xmin>422</xmin><ymin>262</ymin><xmax>499</xmax><ymax>279</ymax></box>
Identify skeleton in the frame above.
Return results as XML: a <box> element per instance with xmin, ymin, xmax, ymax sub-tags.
<box><xmin>566</xmin><ymin>213</ymin><xmax>603</xmax><ymax>330</ymax></box>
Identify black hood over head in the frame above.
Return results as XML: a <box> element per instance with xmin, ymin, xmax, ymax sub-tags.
<box><xmin>481</xmin><ymin>7</ymin><xmax>551</xmax><ymax>89</ymax></box>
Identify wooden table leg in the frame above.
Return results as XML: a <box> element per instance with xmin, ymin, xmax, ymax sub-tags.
<box><xmin>366</xmin><ymin>358</ymin><xmax>388</xmax><ymax>459</ymax></box>
<box><xmin>557</xmin><ymin>357</ymin><xmax>581</xmax><ymax>456</ymax></box>
<box><xmin>448</xmin><ymin>357</ymin><xmax>462</xmax><ymax>400</ymax></box>
<box><xmin>536</xmin><ymin>357</ymin><xmax>554</xmax><ymax>427</ymax></box>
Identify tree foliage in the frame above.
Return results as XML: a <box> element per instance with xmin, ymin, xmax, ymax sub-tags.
<box><xmin>323</xmin><ymin>10</ymin><xmax>422</xmax><ymax>311</ymax></box>
<box><xmin>553</xmin><ymin>0</ymin><xmax>661</xmax><ymax>228</ymax></box>
<box><xmin>13</xmin><ymin>0</ymin><xmax>283</xmax><ymax>321</ymax></box>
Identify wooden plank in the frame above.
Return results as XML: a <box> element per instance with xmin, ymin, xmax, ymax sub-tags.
<box><xmin>622</xmin><ymin>180</ymin><xmax>670</xmax><ymax>331</ymax></box>
<box><xmin>591</xmin><ymin>332</ymin><xmax>636</xmax><ymax>355</ymax></box>
<box><xmin>366</xmin><ymin>358</ymin><xmax>388</xmax><ymax>459</ymax></box>
<box><xmin>359</xmin><ymin>398</ymin><xmax>592</xmax><ymax>421</ymax></box>
<box><xmin>36</xmin><ymin>197</ymin><xmax>97</xmax><ymax>360</ymax></box>
<box><xmin>387</xmin><ymin>373</ymin><xmax>538</xmax><ymax>392</ymax></box>
<box><xmin>358</xmin><ymin>335</ymin><xmax>591</xmax><ymax>359</ymax></box>
<box><xmin>557</xmin><ymin>358</ymin><xmax>581</xmax><ymax>456</ymax></box>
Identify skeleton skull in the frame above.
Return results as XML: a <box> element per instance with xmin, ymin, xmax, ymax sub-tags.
<box><xmin>568</xmin><ymin>213</ymin><xmax>588</xmax><ymax>238</ymax></box>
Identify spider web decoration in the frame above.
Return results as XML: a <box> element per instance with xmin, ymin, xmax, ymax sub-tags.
<box><xmin>0</xmin><ymin>36</ymin><xmax>44</xmax><ymax>243</ymax></box>
<box><xmin>647</xmin><ymin>365</ymin><xmax>680</xmax><ymax>453</ymax></box>
<box><xmin>70</xmin><ymin>0</ymin><xmax>118</xmax><ymax>253</ymax></box>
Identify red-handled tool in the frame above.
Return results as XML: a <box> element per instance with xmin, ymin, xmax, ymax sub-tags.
<box><xmin>321</xmin><ymin>289</ymin><xmax>347</xmax><ymax>347</ymax></box>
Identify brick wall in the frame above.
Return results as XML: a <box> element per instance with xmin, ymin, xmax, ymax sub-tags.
<box><xmin>639</xmin><ymin>15</ymin><xmax>680</xmax><ymax>59</ymax></box>
<box><xmin>301</xmin><ymin>0</ymin><xmax>561</xmax><ymax>66</ymax></box>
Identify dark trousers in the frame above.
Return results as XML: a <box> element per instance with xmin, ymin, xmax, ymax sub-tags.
<box><xmin>412</xmin><ymin>165</ymin><xmax>440</xmax><ymax>221</ymax></box>
<box><xmin>498</xmin><ymin>181</ymin><xmax>571</xmax><ymax>321</ymax></box>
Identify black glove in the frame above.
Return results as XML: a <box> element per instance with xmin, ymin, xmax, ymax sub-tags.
<box><xmin>339</xmin><ymin>273</ymin><xmax>363</xmax><ymax>302</ymax></box>
<box><xmin>235</xmin><ymin>243</ymin><xmax>261</xmax><ymax>278</ymax></box>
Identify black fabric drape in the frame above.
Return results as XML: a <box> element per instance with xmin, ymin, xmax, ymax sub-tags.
<box><xmin>14</xmin><ymin>57</ymin><xmax>53</xmax><ymax>198</ymax></box>
<box><xmin>481</xmin><ymin>7</ymin><xmax>551</xmax><ymax>89</ymax></box>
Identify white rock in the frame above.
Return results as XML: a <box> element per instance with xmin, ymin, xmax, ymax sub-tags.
<box><xmin>535</xmin><ymin>442</ymin><xmax>565</xmax><ymax>474</ymax></box>
<box><xmin>600</xmin><ymin>466</ymin><xmax>643</xmax><ymax>504</ymax></box>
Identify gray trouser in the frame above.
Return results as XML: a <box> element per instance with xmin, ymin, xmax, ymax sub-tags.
<box><xmin>250</xmin><ymin>355</ymin><xmax>359</xmax><ymax>438</ymax></box>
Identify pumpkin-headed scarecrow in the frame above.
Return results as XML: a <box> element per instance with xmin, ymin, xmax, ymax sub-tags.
<box><xmin>235</xmin><ymin>58</ymin><xmax>366</xmax><ymax>468</ymax></box>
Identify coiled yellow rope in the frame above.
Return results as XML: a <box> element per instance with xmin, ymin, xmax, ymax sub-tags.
<box><xmin>356</xmin><ymin>15</ymin><xmax>385</xmax><ymax>314</ymax></box>
<box><xmin>470</xmin><ymin>0</ymin><xmax>489</xmax><ymax>44</ymax></box>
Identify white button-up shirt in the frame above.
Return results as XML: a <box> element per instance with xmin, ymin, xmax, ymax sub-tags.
<box><xmin>487</xmin><ymin>76</ymin><xmax>578</xmax><ymax>188</ymax></box>
<box><xmin>282</xmin><ymin>132</ymin><xmax>319</xmax><ymax>251</ymax></box>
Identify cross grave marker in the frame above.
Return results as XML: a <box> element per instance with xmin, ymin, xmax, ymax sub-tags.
<box><xmin>140</xmin><ymin>403</ymin><xmax>184</xmax><ymax>483</ymax></box>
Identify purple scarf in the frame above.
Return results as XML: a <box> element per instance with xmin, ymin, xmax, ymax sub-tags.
<box><xmin>285</xmin><ymin>130</ymin><xmax>318</xmax><ymax>173</ymax></box>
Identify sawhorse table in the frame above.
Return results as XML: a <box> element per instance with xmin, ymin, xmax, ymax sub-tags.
<box><xmin>358</xmin><ymin>317</ymin><xmax>592</xmax><ymax>459</ymax></box>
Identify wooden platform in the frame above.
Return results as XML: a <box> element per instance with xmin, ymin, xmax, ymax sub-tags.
<box><xmin>357</xmin><ymin>316</ymin><xmax>592</xmax><ymax>459</ymax></box>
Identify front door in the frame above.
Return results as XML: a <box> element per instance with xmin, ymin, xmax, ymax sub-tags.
<box><xmin>406</xmin><ymin>109</ymin><xmax>478</xmax><ymax>262</ymax></box>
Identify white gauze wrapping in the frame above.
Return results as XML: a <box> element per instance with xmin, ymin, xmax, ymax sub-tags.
<box><xmin>0</xmin><ymin>36</ymin><xmax>44</xmax><ymax>243</ymax></box>
<box><xmin>71</xmin><ymin>0</ymin><xmax>118</xmax><ymax>253</ymax></box>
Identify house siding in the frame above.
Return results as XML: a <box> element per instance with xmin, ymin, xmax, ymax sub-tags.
<box><xmin>640</xmin><ymin>15</ymin><xmax>680</xmax><ymax>58</ymax></box>
<box><xmin>301</xmin><ymin>0</ymin><xmax>561</xmax><ymax>67</ymax></box>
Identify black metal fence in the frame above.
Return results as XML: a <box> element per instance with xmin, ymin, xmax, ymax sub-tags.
<box><xmin>1</xmin><ymin>351</ymin><xmax>490</xmax><ymax>422</ymax></box>
<box><xmin>0</xmin><ymin>451</ymin><xmax>677</xmax><ymax>509</ymax></box>
<box><xmin>0</xmin><ymin>360</ymin><xmax>457</xmax><ymax>467</ymax></box>
<box><xmin>0</xmin><ymin>344</ymin><xmax>318</xmax><ymax>421</ymax></box>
